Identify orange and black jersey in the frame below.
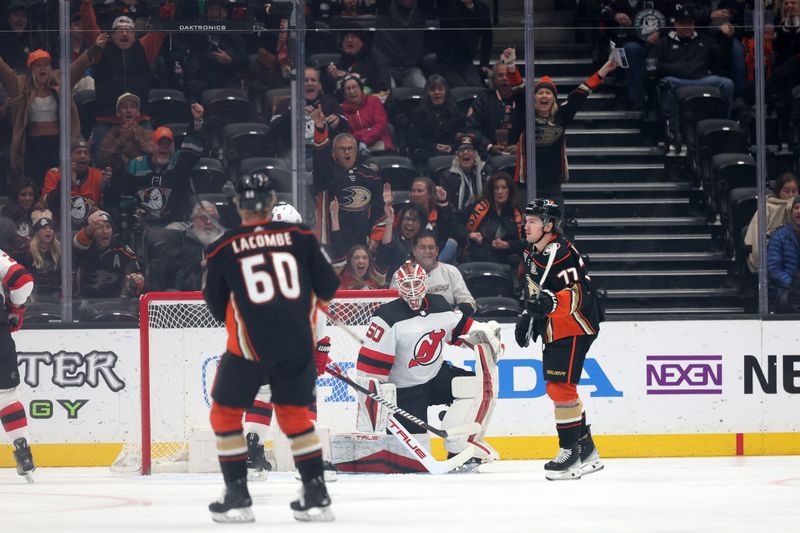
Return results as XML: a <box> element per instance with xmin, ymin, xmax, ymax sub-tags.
<box><xmin>523</xmin><ymin>233</ymin><xmax>602</xmax><ymax>343</ymax></box>
<box><xmin>203</xmin><ymin>221</ymin><xmax>340</xmax><ymax>363</ymax></box>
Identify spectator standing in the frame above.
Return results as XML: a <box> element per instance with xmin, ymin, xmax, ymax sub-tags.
<box><xmin>461</xmin><ymin>171</ymin><xmax>524</xmax><ymax>265</ymax></box>
<box><xmin>408</xmin><ymin>74</ymin><xmax>466</xmax><ymax>165</ymax></box>
<box><xmin>96</xmin><ymin>92</ymin><xmax>153</xmax><ymax>178</ymax></box>
<box><xmin>515</xmin><ymin>56</ymin><xmax>617</xmax><ymax>207</ymax></box>
<box><xmin>72</xmin><ymin>209</ymin><xmax>144</xmax><ymax>299</ymax></box>
<box><xmin>323</xmin><ymin>25</ymin><xmax>391</xmax><ymax>97</ymax></box>
<box><xmin>0</xmin><ymin>45</ymin><xmax>98</xmax><ymax>189</ymax></box>
<box><xmin>41</xmin><ymin>138</ymin><xmax>110</xmax><ymax>229</ymax></box>
<box><xmin>650</xmin><ymin>7</ymin><xmax>734</xmax><ymax>146</ymax></box>
<box><xmin>148</xmin><ymin>201</ymin><xmax>223</xmax><ymax>292</ymax></box>
<box><xmin>120</xmin><ymin>104</ymin><xmax>205</xmax><ymax>227</ymax></box>
<box><xmin>389</xmin><ymin>229</ymin><xmax>476</xmax><ymax>314</ymax></box>
<box><xmin>339</xmin><ymin>244</ymin><xmax>382</xmax><ymax>290</ymax></box>
<box><xmin>1</xmin><ymin>177</ymin><xmax>34</xmax><ymax>260</ymax></box>
<box><xmin>312</xmin><ymin>111</ymin><xmax>384</xmax><ymax>263</ymax></box>
<box><xmin>81</xmin><ymin>1</ymin><xmax>167</xmax><ymax>151</ymax></box>
<box><xmin>340</xmin><ymin>75</ymin><xmax>395</xmax><ymax>154</ymax></box>
<box><xmin>376</xmin><ymin>201</ymin><xmax>427</xmax><ymax>278</ymax></box>
<box><xmin>465</xmin><ymin>49</ymin><xmax>526</xmax><ymax>157</ymax></box>
<box><xmin>374</xmin><ymin>0</ymin><xmax>427</xmax><ymax>89</ymax></box>
<box><xmin>428</xmin><ymin>0</ymin><xmax>493</xmax><ymax>87</ymax></box>
<box><xmin>18</xmin><ymin>209</ymin><xmax>61</xmax><ymax>302</ymax></box>
<box><xmin>747</xmin><ymin>172</ymin><xmax>800</xmax><ymax>273</ymax></box>
<box><xmin>441</xmin><ymin>136</ymin><xmax>489</xmax><ymax>211</ymax></box>
<box><xmin>767</xmin><ymin>196</ymin><xmax>800</xmax><ymax>312</ymax></box>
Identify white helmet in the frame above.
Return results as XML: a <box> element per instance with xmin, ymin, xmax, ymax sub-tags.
<box><xmin>396</xmin><ymin>261</ymin><xmax>428</xmax><ymax>311</ymax></box>
<box><xmin>271</xmin><ymin>202</ymin><xmax>302</xmax><ymax>223</ymax></box>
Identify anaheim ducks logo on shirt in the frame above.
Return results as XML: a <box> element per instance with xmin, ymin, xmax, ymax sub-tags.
<box><xmin>633</xmin><ymin>7</ymin><xmax>666</xmax><ymax>41</ymax></box>
<box><xmin>409</xmin><ymin>329</ymin><xmax>446</xmax><ymax>368</ymax></box>
<box><xmin>535</xmin><ymin>124</ymin><xmax>564</xmax><ymax>146</ymax></box>
<box><xmin>339</xmin><ymin>186</ymin><xmax>371</xmax><ymax>211</ymax></box>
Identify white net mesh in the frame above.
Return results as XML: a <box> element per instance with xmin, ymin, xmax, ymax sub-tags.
<box><xmin>116</xmin><ymin>290</ymin><xmax>395</xmax><ymax>474</ymax></box>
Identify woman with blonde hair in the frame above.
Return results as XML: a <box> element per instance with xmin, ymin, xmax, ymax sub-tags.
<box><xmin>19</xmin><ymin>209</ymin><xmax>62</xmax><ymax>302</ymax></box>
<box><xmin>0</xmin><ymin>36</ymin><xmax>103</xmax><ymax>189</ymax></box>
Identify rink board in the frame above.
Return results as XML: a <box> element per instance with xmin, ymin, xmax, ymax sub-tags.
<box><xmin>1</xmin><ymin>320</ymin><xmax>799</xmax><ymax>466</ymax></box>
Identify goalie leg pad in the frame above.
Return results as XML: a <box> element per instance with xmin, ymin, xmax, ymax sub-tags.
<box><xmin>442</xmin><ymin>369</ymin><xmax>499</xmax><ymax>461</ymax></box>
<box><xmin>355</xmin><ymin>376</ymin><xmax>396</xmax><ymax>433</ymax></box>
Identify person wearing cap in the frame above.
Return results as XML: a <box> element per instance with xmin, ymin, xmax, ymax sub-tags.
<box><xmin>323</xmin><ymin>23</ymin><xmax>391</xmax><ymax>97</ymax></box>
<box><xmin>122</xmin><ymin>103</ymin><xmax>206</xmax><ymax>226</ymax></box>
<box><xmin>0</xmin><ymin>36</ymin><xmax>103</xmax><ymax>190</ymax></box>
<box><xmin>96</xmin><ymin>92</ymin><xmax>153</xmax><ymax>177</ymax></box>
<box><xmin>73</xmin><ymin>209</ymin><xmax>145</xmax><ymax>299</ymax></box>
<box><xmin>514</xmin><ymin>50</ymin><xmax>617</xmax><ymax>208</ymax></box>
<box><xmin>41</xmin><ymin>138</ymin><xmax>110</xmax><ymax>228</ymax></box>
<box><xmin>441</xmin><ymin>134</ymin><xmax>489</xmax><ymax>211</ymax></box>
<box><xmin>0</xmin><ymin>0</ymin><xmax>43</xmax><ymax>73</ymax></box>
<box><xmin>80</xmin><ymin>0</ymin><xmax>167</xmax><ymax>148</ymax></box>
<box><xmin>767</xmin><ymin>196</ymin><xmax>800</xmax><ymax>312</ymax></box>
<box><xmin>464</xmin><ymin>48</ymin><xmax>526</xmax><ymax>158</ymax></box>
<box><xmin>649</xmin><ymin>6</ymin><xmax>734</xmax><ymax>147</ymax></box>
<box><xmin>18</xmin><ymin>209</ymin><xmax>62</xmax><ymax>302</ymax></box>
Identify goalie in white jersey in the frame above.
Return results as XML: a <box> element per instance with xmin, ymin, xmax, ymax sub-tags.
<box><xmin>356</xmin><ymin>261</ymin><xmax>501</xmax><ymax>464</ymax></box>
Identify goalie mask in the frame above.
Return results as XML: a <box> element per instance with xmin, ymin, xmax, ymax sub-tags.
<box><xmin>396</xmin><ymin>261</ymin><xmax>428</xmax><ymax>311</ymax></box>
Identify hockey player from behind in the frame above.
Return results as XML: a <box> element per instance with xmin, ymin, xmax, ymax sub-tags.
<box><xmin>515</xmin><ymin>198</ymin><xmax>604</xmax><ymax>480</ymax></box>
<box><xmin>203</xmin><ymin>172</ymin><xmax>341</xmax><ymax>523</ymax></box>
<box><xmin>0</xmin><ymin>238</ymin><xmax>35</xmax><ymax>482</ymax></box>
<box><xmin>356</xmin><ymin>260</ymin><xmax>502</xmax><ymax>468</ymax></box>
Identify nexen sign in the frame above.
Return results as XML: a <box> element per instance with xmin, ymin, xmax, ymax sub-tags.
<box><xmin>646</xmin><ymin>355</ymin><xmax>723</xmax><ymax>395</ymax></box>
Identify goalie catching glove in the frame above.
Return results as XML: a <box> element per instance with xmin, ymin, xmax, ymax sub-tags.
<box><xmin>459</xmin><ymin>320</ymin><xmax>503</xmax><ymax>359</ymax></box>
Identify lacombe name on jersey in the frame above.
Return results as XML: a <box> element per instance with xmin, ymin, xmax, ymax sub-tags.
<box><xmin>231</xmin><ymin>231</ymin><xmax>293</xmax><ymax>254</ymax></box>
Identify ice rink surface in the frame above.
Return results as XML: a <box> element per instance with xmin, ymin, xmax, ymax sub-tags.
<box><xmin>1</xmin><ymin>456</ymin><xmax>798</xmax><ymax>532</ymax></box>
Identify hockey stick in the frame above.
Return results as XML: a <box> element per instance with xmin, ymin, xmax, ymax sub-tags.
<box><xmin>526</xmin><ymin>241</ymin><xmax>558</xmax><ymax>340</ymax></box>
<box><xmin>324</xmin><ymin>360</ymin><xmax>480</xmax><ymax>440</ymax></box>
<box><xmin>386</xmin><ymin>416</ymin><xmax>477</xmax><ymax>475</ymax></box>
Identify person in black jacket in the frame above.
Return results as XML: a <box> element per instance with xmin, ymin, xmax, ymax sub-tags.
<box><xmin>650</xmin><ymin>6</ymin><xmax>734</xmax><ymax>145</ymax></box>
<box><xmin>408</xmin><ymin>74</ymin><xmax>467</xmax><ymax>165</ymax></box>
<box><xmin>323</xmin><ymin>24</ymin><xmax>391</xmax><ymax>97</ymax></box>
<box><xmin>0</xmin><ymin>0</ymin><xmax>44</xmax><ymax>74</ymax></box>
<box><xmin>374</xmin><ymin>0</ymin><xmax>427</xmax><ymax>89</ymax></box>
<box><xmin>425</xmin><ymin>0</ymin><xmax>493</xmax><ymax>88</ymax></box>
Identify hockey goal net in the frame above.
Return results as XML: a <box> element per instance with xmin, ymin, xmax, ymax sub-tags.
<box><xmin>113</xmin><ymin>290</ymin><xmax>396</xmax><ymax>475</ymax></box>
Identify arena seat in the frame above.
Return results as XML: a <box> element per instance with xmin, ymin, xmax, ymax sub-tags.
<box><xmin>426</xmin><ymin>154</ymin><xmax>454</xmax><ymax>181</ymax></box>
<box><xmin>695</xmin><ymin>119</ymin><xmax>748</xmax><ymax>191</ymax></box>
<box><xmin>264</xmin><ymin>87</ymin><xmax>290</xmax><ymax>119</ymax></box>
<box><xmin>309</xmin><ymin>53</ymin><xmax>341</xmax><ymax>69</ymax></box>
<box><xmin>147</xmin><ymin>89</ymin><xmax>190</xmax><ymax>127</ymax></box>
<box><xmin>191</xmin><ymin>158</ymin><xmax>228</xmax><ymax>194</ymax></box>
<box><xmin>223</xmin><ymin>122</ymin><xmax>272</xmax><ymax>163</ymax></box>
<box><xmin>239</xmin><ymin>157</ymin><xmax>290</xmax><ymax>176</ymax></box>
<box><xmin>457</xmin><ymin>262</ymin><xmax>515</xmax><ymax>298</ymax></box>
<box><xmin>201</xmin><ymin>88</ymin><xmax>253</xmax><ymax>127</ymax></box>
<box><xmin>711</xmin><ymin>154</ymin><xmax>756</xmax><ymax>228</ymax></box>
<box><xmin>365</xmin><ymin>154</ymin><xmax>418</xmax><ymax>190</ymax></box>
<box><xmin>451</xmin><ymin>86</ymin><xmax>489</xmax><ymax>114</ymax></box>
<box><xmin>725</xmin><ymin>187</ymin><xmax>757</xmax><ymax>258</ymax></box>
<box><xmin>474</xmin><ymin>296</ymin><xmax>522</xmax><ymax>318</ymax></box>
<box><xmin>791</xmin><ymin>84</ymin><xmax>800</xmax><ymax>149</ymax></box>
<box><xmin>490</xmin><ymin>154</ymin><xmax>517</xmax><ymax>175</ymax></box>
<box><xmin>676</xmin><ymin>85</ymin><xmax>728</xmax><ymax>148</ymax></box>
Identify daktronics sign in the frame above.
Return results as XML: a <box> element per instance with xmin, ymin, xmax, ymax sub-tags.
<box><xmin>646</xmin><ymin>355</ymin><xmax>723</xmax><ymax>395</ymax></box>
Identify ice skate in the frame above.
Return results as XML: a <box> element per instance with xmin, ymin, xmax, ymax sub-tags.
<box><xmin>208</xmin><ymin>479</ymin><xmax>254</xmax><ymax>523</ymax></box>
<box><xmin>290</xmin><ymin>476</ymin><xmax>334</xmax><ymax>522</ymax></box>
<box><xmin>578</xmin><ymin>426</ymin><xmax>604</xmax><ymax>476</ymax></box>
<box><xmin>13</xmin><ymin>438</ymin><xmax>35</xmax><ymax>483</ymax></box>
<box><xmin>544</xmin><ymin>445</ymin><xmax>582</xmax><ymax>481</ymax></box>
<box><xmin>246</xmin><ymin>432</ymin><xmax>272</xmax><ymax>481</ymax></box>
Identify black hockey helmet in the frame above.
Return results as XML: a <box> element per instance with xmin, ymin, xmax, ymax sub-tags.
<box><xmin>236</xmin><ymin>170</ymin><xmax>276</xmax><ymax>211</ymax></box>
<box><xmin>525</xmin><ymin>198</ymin><xmax>562</xmax><ymax>225</ymax></box>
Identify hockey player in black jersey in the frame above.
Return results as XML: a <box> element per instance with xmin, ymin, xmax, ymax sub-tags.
<box><xmin>355</xmin><ymin>261</ymin><xmax>503</xmax><ymax>469</ymax></box>
<box><xmin>203</xmin><ymin>171</ymin><xmax>341</xmax><ymax>523</ymax></box>
<box><xmin>515</xmin><ymin>198</ymin><xmax>604</xmax><ymax>480</ymax></box>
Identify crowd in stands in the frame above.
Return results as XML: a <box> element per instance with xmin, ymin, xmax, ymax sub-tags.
<box><xmin>0</xmin><ymin>0</ymin><xmax>796</xmax><ymax>318</ymax></box>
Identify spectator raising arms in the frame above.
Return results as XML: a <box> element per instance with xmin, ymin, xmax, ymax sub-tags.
<box><xmin>0</xmin><ymin>44</ymin><xmax>99</xmax><ymax>189</ymax></box>
<box><xmin>376</xmin><ymin>201</ymin><xmax>428</xmax><ymax>278</ymax></box>
<box><xmin>339</xmin><ymin>244</ymin><xmax>382</xmax><ymax>290</ymax></box>
<box><xmin>408</xmin><ymin>74</ymin><xmax>466</xmax><ymax>165</ymax></box>
<box><xmin>1</xmin><ymin>177</ymin><xmax>35</xmax><ymax>260</ymax></box>
<box><xmin>340</xmin><ymin>75</ymin><xmax>395</xmax><ymax>155</ymax></box>
<box><xmin>745</xmin><ymin>172</ymin><xmax>799</xmax><ymax>274</ymax></box>
<box><xmin>461</xmin><ymin>171</ymin><xmax>524</xmax><ymax>266</ymax></box>
<box><xmin>516</xmin><ymin>53</ymin><xmax>617</xmax><ymax>207</ymax></box>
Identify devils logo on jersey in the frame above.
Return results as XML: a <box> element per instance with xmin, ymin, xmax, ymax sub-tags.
<box><xmin>409</xmin><ymin>329</ymin><xmax>446</xmax><ymax>368</ymax></box>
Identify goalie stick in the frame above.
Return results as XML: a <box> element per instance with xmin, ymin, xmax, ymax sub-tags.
<box><xmin>324</xmin><ymin>360</ymin><xmax>480</xmax><ymax>440</ymax></box>
<box><xmin>386</xmin><ymin>416</ymin><xmax>476</xmax><ymax>475</ymax></box>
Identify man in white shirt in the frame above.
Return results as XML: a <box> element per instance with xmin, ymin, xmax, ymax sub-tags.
<box><xmin>389</xmin><ymin>230</ymin><xmax>476</xmax><ymax>315</ymax></box>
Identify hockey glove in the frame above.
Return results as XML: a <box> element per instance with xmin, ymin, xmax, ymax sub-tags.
<box><xmin>529</xmin><ymin>289</ymin><xmax>557</xmax><ymax>318</ymax></box>
<box><xmin>8</xmin><ymin>305</ymin><xmax>25</xmax><ymax>333</ymax></box>
<box><xmin>314</xmin><ymin>336</ymin><xmax>332</xmax><ymax>377</ymax></box>
<box><xmin>515</xmin><ymin>311</ymin><xmax>531</xmax><ymax>347</ymax></box>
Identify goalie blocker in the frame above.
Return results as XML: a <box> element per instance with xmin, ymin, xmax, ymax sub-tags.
<box><xmin>335</xmin><ymin>262</ymin><xmax>500</xmax><ymax>472</ymax></box>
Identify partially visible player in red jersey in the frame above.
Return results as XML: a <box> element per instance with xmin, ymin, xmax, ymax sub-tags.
<box><xmin>515</xmin><ymin>198</ymin><xmax>605</xmax><ymax>480</ymax></box>
<box><xmin>203</xmin><ymin>172</ymin><xmax>340</xmax><ymax>523</ymax></box>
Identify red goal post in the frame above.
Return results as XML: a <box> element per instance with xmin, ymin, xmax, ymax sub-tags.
<box><xmin>116</xmin><ymin>289</ymin><xmax>397</xmax><ymax>475</ymax></box>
